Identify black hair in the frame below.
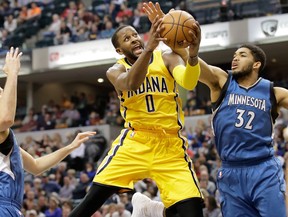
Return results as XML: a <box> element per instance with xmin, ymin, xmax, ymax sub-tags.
<box><xmin>111</xmin><ymin>25</ymin><xmax>130</xmax><ymax>48</ymax></box>
<box><xmin>240</xmin><ymin>44</ymin><xmax>266</xmax><ymax>73</ymax></box>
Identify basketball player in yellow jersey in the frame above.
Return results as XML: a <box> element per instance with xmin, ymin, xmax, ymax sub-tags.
<box><xmin>69</xmin><ymin>16</ymin><xmax>204</xmax><ymax>217</ymax></box>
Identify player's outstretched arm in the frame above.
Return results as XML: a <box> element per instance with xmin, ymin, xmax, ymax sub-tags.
<box><xmin>162</xmin><ymin>20</ymin><xmax>201</xmax><ymax>90</ymax></box>
<box><xmin>0</xmin><ymin>47</ymin><xmax>22</xmax><ymax>134</ymax></box>
<box><xmin>143</xmin><ymin>2</ymin><xmax>228</xmax><ymax>90</ymax></box>
<box><xmin>107</xmin><ymin>16</ymin><xmax>165</xmax><ymax>92</ymax></box>
<box><xmin>21</xmin><ymin>131</ymin><xmax>96</xmax><ymax>176</ymax></box>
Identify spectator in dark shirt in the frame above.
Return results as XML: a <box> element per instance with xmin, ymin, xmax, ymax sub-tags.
<box><xmin>54</xmin><ymin>20</ymin><xmax>72</xmax><ymax>45</ymax></box>
<box><xmin>72</xmin><ymin>173</ymin><xmax>90</xmax><ymax>200</ymax></box>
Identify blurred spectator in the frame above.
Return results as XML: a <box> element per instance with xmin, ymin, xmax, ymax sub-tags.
<box><xmin>42</xmin><ymin>173</ymin><xmax>61</xmax><ymax>195</ymax></box>
<box><xmin>59</xmin><ymin>176</ymin><xmax>75</xmax><ymax>200</ymax></box>
<box><xmin>43</xmin><ymin>14</ymin><xmax>61</xmax><ymax>38</ymax></box>
<box><xmin>99</xmin><ymin>17</ymin><xmax>115</xmax><ymax>39</ymax></box>
<box><xmin>62</xmin><ymin>200</ymin><xmax>74</xmax><ymax>217</ymax></box>
<box><xmin>104</xmin><ymin>109</ymin><xmax>122</xmax><ymax>126</ymax></box>
<box><xmin>119</xmin><ymin>193</ymin><xmax>133</xmax><ymax>213</ymax></box>
<box><xmin>115</xmin><ymin>3</ymin><xmax>133</xmax><ymax>25</ymax></box>
<box><xmin>87</xmin><ymin>22</ymin><xmax>99</xmax><ymax>40</ymax></box>
<box><xmin>39</xmin><ymin>112</ymin><xmax>56</xmax><ymax>130</ymax></box>
<box><xmin>19</xmin><ymin>107</ymin><xmax>38</xmax><ymax>132</ymax></box>
<box><xmin>105</xmin><ymin>203</ymin><xmax>118</xmax><ymax>217</ymax></box>
<box><xmin>87</xmin><ymin>111</ymin><xmax>101</xmax><ymax>126</ymax></box>
<box><xmin>33</xmin><ymin>177</ymin><xmax>43</xmax><ymax>198</ymax></box>
<box><xmin>77</xmin><ymin>1</ymin><xmax>86</xmax><ymax>15</ymax></box>
<box><xmin>67</xmin><ymin>131</ymin><xmax>86</xmax><ymax>171</ymax></box>
<box><xmin>37</xmin><ymin>194</ymin><xmax>49</xmax><ymax>214</ymax></box>
<box><xmin>23</xmin><ymin>190</ymin><xmax>37</xmax><ymax>210</ymax></box>
<box><xmin>4</xmin><ymin>14</ymin><xmax>17</xmax><ymax>33</ymax></box>
<box><xmin>84</xmin><ymin>128</ymin><xmax>107</xmax><ymax>163</ymax></box>
<box><xmin>1</xmin><ymin>0</ymin><xmax>13</xmax><ymax>17</ymax></box>
<box><xmin>25</xmin><ymin>209</ymin><xmax>39</xmax><ymax>217</ymax></box>
<box><xmin>77</xmin><ymin>92</ymin><xmax>88</xmax><ymax>122</ymax></box>
<box><xmin>60</xmin><ymin>103</ymin><xmax>81</xmax><ymax>127</ymax></box>
<box><xmin>44</xmin><ymin>195</ymin><xmax>62</xmax><ymax>217</ymax></box>
<box><xmin>129</xmin><ymin>8</ymin><xmax>142</xmax><ymax>32</ymax></box>
<box><xmin>112</xmin><ymin>203</ymin><xmax>131</xmax><ymax>217</ymax></box>
<box><xmin>184</xmin><ymin>90</ymin><xmax>203</xmax><ymax>116</ymax></box>
<box><xmin>74</xmin><ymin>26</ymin><xmax>88</xmax><ymax>42</ymax></box>
<box><xmin>200</xmin><ymin>168</ymin><xmax>216</xmax><ymax>195</ymax></box>
<box><xmin>18</xmin><ymin>5</ymin><xmax>28</xmax><ymax>24</ymax></box>
<box><xmin>203</xmin><ymin>196</ymin><xmax>222</xmax><ymax>217</ymax></box>
<box><xmin>61</xmin><ymin>1</ymin><xmax>77</xmax><ymax>19</ymax></box>
<box><xmin>27</xmin><ymin>2</ymin><xmax>41</xmax><ymax>20</ymax></box>
<box><xmin>54</xmin><ymin>20</ymin><xmax>72</xmax><ymax>45</ymax></box>
<box><xmin>82</xmin><ymin>162</ymin><xmax>96</xmax><ymax>181</ymax></box>
<box><xmin>72</xmin><ymin>172</ymin><xmax>90</xmax><ymax>200</ymax></box>
<box><xmin>0</xmin><ymin>28</ymin><xmax>9</xmax><ymax>46</ymax></box>
<box><xmin>69</xmin><ymin>16</ymin><xmax>85</xmax><ymax>41</ymax></box>
<box><xmin>66</xmin><ymin>168</ymin><xmax>79</xmax><ymax>187</ymax></box>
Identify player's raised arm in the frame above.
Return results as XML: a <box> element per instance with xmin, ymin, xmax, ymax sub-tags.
<box><xmin>0</xmin><ymin>47</ymin><xmax>22</xmax><ymax>138</ymax></box>
<box><xmin>143</xmin><ymin>2</ymin><xmax>227</xmax><ymax>93</ymax></box>
<box><xmin>106</xmin><ymin>16</ymin><xmax>165</xmax><ymax>92</ymax></box>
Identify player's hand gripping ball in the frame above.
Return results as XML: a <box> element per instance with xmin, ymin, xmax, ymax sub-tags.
<box><xmin>160</xmin><ymin>10</ymin><xmax>196</xmax><ymax>50</ymax></box>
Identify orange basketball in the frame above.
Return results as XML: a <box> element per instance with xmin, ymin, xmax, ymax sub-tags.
<box><xmin>160</xmin><ymin>10</ymin><xmax>196</xmax><ymax>49</ymax></box>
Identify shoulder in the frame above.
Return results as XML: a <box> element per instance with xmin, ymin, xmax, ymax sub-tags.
<box><xmin>274</xmin><ymin>86</ymin><xmax>288</xmax><ymax>105</ymax></box>
<box><xmin>106</xmin><ymin>63</ymin><xmax>126</xmax><ymax>76</ymax></box>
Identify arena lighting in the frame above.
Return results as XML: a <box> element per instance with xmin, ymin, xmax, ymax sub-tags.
<box><xmin>97</xmin><ymin>78</ymin><xmax>104</xmax><ymax>83</ymax></box>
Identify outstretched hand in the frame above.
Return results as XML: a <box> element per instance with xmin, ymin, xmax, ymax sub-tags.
<box><xmin>70</xmin><ymin>131</ymin><xmax>96</xmax><ymax>149</ymax></box>
<box><xmin>145</xmin><ymin>15</ymin><xmax>166</xmax><ymax>52</ymax></box>
<box><xmin>143</xmin><ymin>2</ymin><xmax>165</xmax><ymax>23</ymax></box>
<box><xmin>2</xmin><ymin>47</ymin><xmax>22</xmax><ymax>76</ymax></box>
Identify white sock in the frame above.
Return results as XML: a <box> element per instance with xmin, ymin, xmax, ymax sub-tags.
<box><xmin>147</xmin><ymin>201</ymin><xmax>164</xmax><ymax>217</ymax></box>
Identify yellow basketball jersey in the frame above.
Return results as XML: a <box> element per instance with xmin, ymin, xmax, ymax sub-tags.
<box><xmin>117</xmin><ymin>50</ymin><xmax>184</xmax><ymax>132</ymax></box>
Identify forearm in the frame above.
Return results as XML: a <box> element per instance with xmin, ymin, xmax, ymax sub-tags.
<box><xmin>172</xmin><ymin>56</ymin><xmax>200</xmax><ymax>90</ymax></box>
<box><xmin>23</xmin><ymin>144</ymin><xmax>75</xmax><ymax>175</ymax></box>
<box><xmin>0</xmin><ymin>74</ymin><xmax>18</xmax><ymax>131</ymax></box>
<box><xmin>172</xmin><ymin>47</ymin><xmax>189</xmax><ymax>63</ymax></box>
<box><xmin>126</xmin><ymin>50</ymin><xmax>153</xmax><ymax>90</ymax></box>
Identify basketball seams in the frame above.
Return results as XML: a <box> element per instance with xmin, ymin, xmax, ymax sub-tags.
<box><xmin>160</xmin><ymin>10</ymin><xmax>195</xmax><ymax>49</ymax></box>
<box><xmin>162</xmin><ymin>13</ymin><xmax>175</xmax><ymax>38</ymax></box>
<box><xmin>173</xmin><ymin>11</ymin><xmax>183</xmax><ymax>49</ymax></box>
<box><xmin>182</xmin><ymin>18</ymin><xmax>195</xmax><ymax>43</ymax></box>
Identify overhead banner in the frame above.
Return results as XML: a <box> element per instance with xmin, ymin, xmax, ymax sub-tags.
<box><xmin>33</xmin><ymin>39</ymin><xmax>120</xmax><ymax>70</ymax></box>
<box><xmin>248</xmin><ymin>14</ymin><xmax>288</xmax><ymax>42</ymax></box>
<box><xmin>201</xmin><ymin>22</ymin><xmax>230</xmax><ymax>47</ymax></box>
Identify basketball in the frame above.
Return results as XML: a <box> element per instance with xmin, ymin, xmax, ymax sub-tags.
<box><xmin>160</xmin><ymin>10</ymin><xmax>196</xmax><ymax>49</ymax></box>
